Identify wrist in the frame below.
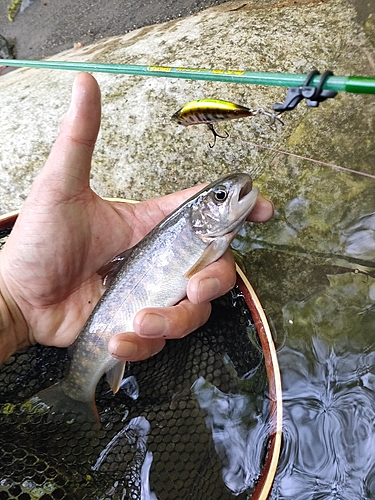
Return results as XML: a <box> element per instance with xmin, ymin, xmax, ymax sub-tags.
<box><xmin>0</xmin><ymin>269</ymin><xmax>30</xmax><ymax>364</ymax></box>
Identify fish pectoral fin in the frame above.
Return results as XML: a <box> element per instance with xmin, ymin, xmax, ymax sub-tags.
<box><xmin>98</xmin><ymin>248</ymin><xmax>134</xmax><ymax>287</ymax></box>
<box><xmin>106</xmin><ymin>361</ymin><xmax>126</xmax><ymax>394</ymax></box>
<box><xmin>184</xmin><ymin>238</ymin><xmax>230</xmax><ymax>279</ymax></box>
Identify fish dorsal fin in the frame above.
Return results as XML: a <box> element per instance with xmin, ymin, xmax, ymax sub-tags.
<box><xmin>98</xmin><ymin>248</ymin><xmax>134</xmax><ymax>287</ymax></box>
<box><xmin>106</xmin><ymin>361</ymin><xmax>127</xmax><ymax>394</ymax></box>
<box><xmin>184</xmin><ymin>238</ymin><xmax>229</xmax><ymax>279</ymax></box>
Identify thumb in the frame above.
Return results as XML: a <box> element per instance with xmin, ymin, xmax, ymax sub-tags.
<box><xmin>30</xmin><ymin>72</ymin><xmax>101</xmax><ymax>203</ymax></box>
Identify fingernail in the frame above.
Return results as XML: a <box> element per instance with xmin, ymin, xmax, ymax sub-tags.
<box><xmin>67</xmin><ymin>74</ymin><xmax>84</xmax><ymax>116</ymax></box>
<box><xmin>140</xmin><ymin>314</ymin><xmax>168</xmax><ymax>337</ymax></box>
<box><xmin>198</xmin><ymin>277</ymin><xmax>221</xmax><ymax>303</ymax></box>
<box><xmin>266</xmin><ymin>197</ymin><xmax>275</xmax><ymax>215</ymax></box>
<box><xmin>110</xmin><ymin>340</ymin><xmax>137</xmax><ymax>360</ymax></box>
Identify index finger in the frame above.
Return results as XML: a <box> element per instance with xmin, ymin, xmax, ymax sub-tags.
<box><xmin>246</xmin><ymin>195</ymin><xmax>274</xmax><ymax>222</ymax></box>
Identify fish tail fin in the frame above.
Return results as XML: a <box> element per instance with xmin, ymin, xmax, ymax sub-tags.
<box><xmin>26</xmin><ymin>383</ymin><xmax>100</xmax><ymax>429</ymax></box>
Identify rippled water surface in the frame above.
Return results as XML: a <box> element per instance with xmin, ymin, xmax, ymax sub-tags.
<box><xmin>274</xmin><ymin>275</ymin><xmax>375</xmax><ymax>499</ymax></box>
<box><xmin>234</xmin><ymin>143</ymin><xmax>375</xmax><ymax>498</ymax></box>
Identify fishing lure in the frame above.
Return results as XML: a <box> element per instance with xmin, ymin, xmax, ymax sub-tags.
<box><xmin>171</xmin><ymin>99</ymin><xmax>282</xmax><ymax>147</ymax></box>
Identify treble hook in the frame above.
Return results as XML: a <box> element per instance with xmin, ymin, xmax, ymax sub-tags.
<box><xmin>207</xmin><ymin>123</ymin><xmax>230</xmax><ymax>148</ymax></box>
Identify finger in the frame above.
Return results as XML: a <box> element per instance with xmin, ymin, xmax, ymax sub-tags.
<box><xmin>108</xmin><ymin>332</ymin><xmax>166</xmax><ymax>362</ymax></box>
<box><xmin>187</xmin><ymin>249</ymin><xmax>236</xmax><ymax>304</ymax></box>
<box><xmin>30</xmin><ymin>72</ymin><xmax>101</xmax><ymax>202</ymax></box>
<box><xmin>247</xmin><ymin>196</ymin><xmax>274</xmax><ymax>222</ymax></box>
<box><xmin>133</xmin><ymin>299</ymin><xmax>212</xmax><ymax>339</ymax></box>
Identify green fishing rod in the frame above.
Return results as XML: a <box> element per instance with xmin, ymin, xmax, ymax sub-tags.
<box><xmin>1</xmin><ymin>59</ymin><xmax>375</xmax><ymax>94</ymax></box>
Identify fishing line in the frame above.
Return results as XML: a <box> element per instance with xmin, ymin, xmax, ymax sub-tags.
<box><xmin>1</xmin><ymin>58</ymin><xmax>373</xmax><ymax>178</ymax></box>
<box><xmin>107</xmin><ymin>112</ymin><xmax>375</xmax><ymax>180</ymax></box>
<box><xmin>91</xmin><ymin>109</ymin><xmax>375</xmax><ymax>180</ymax></box>
<box><xmin>227</xmin><ymin>135</ymin><xmax>375</xmax><ymax>180</ymax></box>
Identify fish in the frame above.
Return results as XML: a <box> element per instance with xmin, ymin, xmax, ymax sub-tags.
<box><xmin>171</xmin><ymin>99</ymin><xmax>282</xmax><ymax>147</ymax></box>
<box><xmin>30</xmin><ymin>172</ymin><xmax>259</xmax><ymax>428</ymax></box>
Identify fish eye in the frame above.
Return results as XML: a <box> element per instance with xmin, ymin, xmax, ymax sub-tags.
<box><xmin>214</xmin><ymin>186</ymin><xmax>228</xmax><ymax>202</ymax></box>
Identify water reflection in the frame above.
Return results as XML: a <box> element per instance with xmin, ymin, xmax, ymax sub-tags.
<box><xmin>284</xmin><ymin>196</ymin><xmax>311</xmax><ymax>232</ymax></box>
<box><xmin>192</xmin><ymin>376</ymin><xmax>269</xmax><ymax>496</ymax></box>
<box><xmin>341</xmin><ymin>212</ymin><xmax>375</xmax><ymax>261</ymax></box>
<box><xmin>92</xmin><ymin>416</ymin><xmax>158</xmax><ymax>499</ymax></box>
<box><xmin>270</xmin><ymin>273</ymin><xmax>375</xmax><ymax>499</ymax></box>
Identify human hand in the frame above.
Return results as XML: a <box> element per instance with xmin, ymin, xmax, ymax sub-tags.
<box><xmin>0</xmin><ymin>73</ymin><xmax>273</xmax><ymax>364</ymax></box>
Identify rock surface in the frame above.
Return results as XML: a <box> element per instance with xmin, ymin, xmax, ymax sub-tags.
<box><xmin>0</xmin><ymin>0</ymin><xmax>374</xmax><ymax>215</ymax></box>
<box><xmin>1</xmin><ymin>0</ymin><xmax>375</xmax><ymax>311</ymax></box>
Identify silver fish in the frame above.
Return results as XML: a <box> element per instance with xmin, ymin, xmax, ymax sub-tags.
<box><xmin>31</xmin><ymin>173</ymin><xmax>258</xmax><ymax>427</ymax></box>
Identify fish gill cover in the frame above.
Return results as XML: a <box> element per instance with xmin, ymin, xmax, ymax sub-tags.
<box><xmin>0</xmin><ymin>285</ymin><xmax>270</xmax><ymax>500</ymax></box>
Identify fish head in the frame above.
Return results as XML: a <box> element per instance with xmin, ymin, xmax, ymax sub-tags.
<box><xmin>184</xmin><ymin>173</ymin><xmax>258</xmax><ymax>278</ymax></box>
<box><xmin>189</xmin><ymin>172</ymin><xmax>258</xmax><ymax>241</ymax></box>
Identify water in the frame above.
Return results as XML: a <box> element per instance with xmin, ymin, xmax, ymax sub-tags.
<box><xmin>274</xmin><ymin>275</ymin><xmax>375</xmax><ymax>499</ymax></box>
<box><xmin>233</xmin><ymin>142</ymin><xmax>375</xmax><ymax>498</ymax></box>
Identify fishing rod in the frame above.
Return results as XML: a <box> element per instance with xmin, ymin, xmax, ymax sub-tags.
<box><xmin>1</xmin><ymin>59</ymin><xmax>375</xmax><ymax>94</ymax></box>
<box><xmin>1</xmin><ymin>59</ymin><xmax>374</xmax><ymax>179</ymax></box>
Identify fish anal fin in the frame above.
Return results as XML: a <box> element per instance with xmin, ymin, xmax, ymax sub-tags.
<box><xmin>98</xmin><ymin>248</ymin><xmax>134</xmax><ymax>287</ymax></box>
<box><xmin>106</xmin><ymin>361</ymin><xmax>126</xmax><ymax>394</ymax></box>
<box><xmin>184</xmin><ymin>238</ymin><xmax>230</xmax><ymax>279</ymax></box>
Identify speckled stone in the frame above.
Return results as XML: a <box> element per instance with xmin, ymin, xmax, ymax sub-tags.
<box><xmin>0</xmin><ymin>0</ymin><xmax>374</xmax><ymax>216</ymax></box>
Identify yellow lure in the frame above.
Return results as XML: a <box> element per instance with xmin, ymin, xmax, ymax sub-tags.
<box><xmin>171</xmin><ymin>99</ymin><xmax>256</xmax><ymax>127</ymax></box>
<box><xmin>171</xmin><ymin>99</ymin><xmax>281</xmax><ymax>147</ymax></box>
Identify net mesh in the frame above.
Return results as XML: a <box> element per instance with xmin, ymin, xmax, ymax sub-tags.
<box><xmin>0</xmin><ymin>223</ymin><xmax>270</xmax><ymax>500</ymax></box>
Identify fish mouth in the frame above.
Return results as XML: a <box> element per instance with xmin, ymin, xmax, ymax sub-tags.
<box><xmin>235</xmin><ymin>180</ymin><xmax>259</xmax><ymax>221</ymax></box>
<box><xmin>239</xmin><ymin>180</ymin><xmax>253</xmax><ymax>202</ymax></box>
<box><xmin>213</xmin><ymin>179</ymin><xmax>258</xmax><ymax>238</ymax></box>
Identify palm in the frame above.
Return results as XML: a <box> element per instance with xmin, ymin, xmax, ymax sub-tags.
<box><xmin>1</xmin><ymin>178</ymin><xmax>183</xmax><ymax>347</ymax></box>
<box><xmin>0</xmin><ymin>73</ymin><xmax>273</xmax><ymax>362</ymax></box>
